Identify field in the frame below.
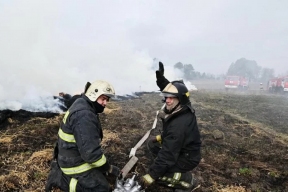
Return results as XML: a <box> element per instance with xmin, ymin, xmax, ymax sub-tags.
<box><xmin>0</xmin><ymin>88</ymin><xmax>288</xmax><ymax>192</ymax></box>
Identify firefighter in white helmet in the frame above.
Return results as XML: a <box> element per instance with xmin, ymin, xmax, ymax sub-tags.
<box><xmin>46</xmin><ymin>80</ymin><xmax>121</xmax><ymax>192</ymax></box>
<box><xmin>140</xmin><ymin>62</ymin><xmax>201</xmax><ymax>191</ymax></box>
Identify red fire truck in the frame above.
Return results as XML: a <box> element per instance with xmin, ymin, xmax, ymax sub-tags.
<box><xmin>267</xmin><ymin>76</ymin><xmax>288</xmax><ymax>93</ymax></box>
<box><xmin>224</xmin><ymin>76</ymin><xmax>249</xmax><ymax>90</ymax></box>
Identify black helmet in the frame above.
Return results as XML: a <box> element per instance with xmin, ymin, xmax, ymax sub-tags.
<box><xmin>160</xmin><ymin>80</ymin><xmax>190</xmax><ymax>106</ymax></box>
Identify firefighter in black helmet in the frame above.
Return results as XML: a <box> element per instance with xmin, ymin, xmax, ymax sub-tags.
<box><xmin>46</xmin><ymin>80</ymin><xmax>121</xmax><ymax>192</ymax></box>
<box><xmin>140</xmin><ymin>62</ymin><xmax>201</xmax><ymax>192</ymax></box>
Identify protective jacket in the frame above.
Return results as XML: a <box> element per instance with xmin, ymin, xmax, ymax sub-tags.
<box><xmin>149</xmin><ymin>105</ymin><xmax>201</xmax><ymax>179</ymax></box>
<box><xmin>57</xmin><ymin>94</ymin><xmax>110</xmax><ymax>178</ymax></box>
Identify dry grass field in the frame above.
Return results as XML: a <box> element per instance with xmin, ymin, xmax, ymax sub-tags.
<box><xmin>0</xmin><ymin>88</ymin><xmax>288</xmax><ymax>192</ymax></box>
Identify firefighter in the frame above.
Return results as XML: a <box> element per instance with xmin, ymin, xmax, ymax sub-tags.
<box><xmin>59</xmin><ymin>92</ymin><xmax>72</xmax><ymax>100</ymax></box>
<box><xmin>57</xmin><ymin>92</ymin><xmax>73</xmax><ymax>111</ymax></box>
<box><xmin>140</xmin><ymin>62</ymin><xmax>202</xmax><ymax>192</ymax></box>
<box><xmin>260</xmin><ymin>83</ymin><xmax>264</xmax><ymax>91</ymax></box>
<box><xmin>58</xmin><ymin>92</ymin><xmax>82</xmax><ymax>110</ymax></box>
<box><xmin>65</xmin><ymin>94</ymin><xmax>82</xmax><ymax>109</ymax></box>
<box><xmin>46</xmin><ymin>80</ymin><xmax>121</xmax><ymax>192</ymax></box>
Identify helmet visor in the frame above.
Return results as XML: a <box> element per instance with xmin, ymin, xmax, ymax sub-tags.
<box><xmin>160</xmin><ymin>92</ymin><xmax>177</xmax><ymax>97</ymax></box>
<box><xmin>103</xmin><ymin>93</ymin><xmax>115</xmax><ymax>98</ymax></box>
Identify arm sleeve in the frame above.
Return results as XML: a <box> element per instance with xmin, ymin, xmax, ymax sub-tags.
<box><xmin>149</xmin><ymin>121</ymin><xmax>185</xmax><ymax>179</ymax></box>
<box><xmin>71</xmin><ymin>110</ymin><xmax>110</xmax><ymax>172</ymax></box>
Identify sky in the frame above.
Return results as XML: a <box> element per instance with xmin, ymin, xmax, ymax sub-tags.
<box><xmin>0</xmin><ymin>0</ymin><xmax>287</xmax><ymax>111</ymax></box>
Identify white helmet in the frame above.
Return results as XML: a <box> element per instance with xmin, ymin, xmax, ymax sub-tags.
<box><xmin>85</xmin><ymin>80</ymin><xmax>115</xmax><ymax>102</ymax></box>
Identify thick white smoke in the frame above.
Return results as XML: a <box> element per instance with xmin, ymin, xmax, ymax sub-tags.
<box><xmin>0</xmin><ymin>1</ymin><xmax>157</xmax><ymax>112</ymax></box>
<box><xmin>0</xmin><ymin>1</ymin><xmax>201</xmax><ymax>112</ymax></box>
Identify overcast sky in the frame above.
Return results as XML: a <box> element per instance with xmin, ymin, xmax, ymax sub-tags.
<box><xmin>0</xmin><ymin>0</ymin><xmax>287</xmax><ymax>111</ymax></box>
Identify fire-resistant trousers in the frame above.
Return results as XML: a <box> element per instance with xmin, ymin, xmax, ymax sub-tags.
<box><xmin>46</xmin><ymin>161</ymin><xmax>110</xmax><ymax>192</ymax></box>
<box><xmin>147</xmin><ymin>139</ymin><xmax>198</xmax><ymax>190</ymax></box>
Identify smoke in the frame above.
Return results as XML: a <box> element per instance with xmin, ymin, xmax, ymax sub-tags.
<box><xmin>0</xmin><ymin>1</ymin><xmax>144</xmax><ymax>111</ymax></box>
<box><xmin>0</xmin><ymin>1</ymin><xmax>195</xmax><ymax>112</ymax></box>
<box><xmin>0</xmin><ymin>85</ymin><xmax>63</xmax><ymax>112</ymax></box>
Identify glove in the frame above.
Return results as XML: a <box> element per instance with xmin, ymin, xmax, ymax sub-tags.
<box><xmin>155</xmin><ymin>61</ymin><xmax>170</xmax><ymax>91</ymax></box>
<box><xmin>150</xmin><ymin>136</ymin><xmax>157</xmax><ymax>143</ymax></box>
<box><xmin>156</xmin><ymin>62</ymin><xmax>164</xmax><ymax>78</ymax></box>
<box><xmin>150</xmin><ymin>135</ymin><xmax>161</xmax><ymax>143</ymax></box>
<box><xmin>84</xmin><ymin>81</ymin><xmax>91</xmax><ymax>93</ymax></box>
<box><xmin>108</xmin><ymin>165</ymin><xmax>121</xmax><ymax>177</ymax></box>
<box><xmin>139</xmin><ymin>174</ymin><xmax>155</xmax><ymax>188</ymax></box>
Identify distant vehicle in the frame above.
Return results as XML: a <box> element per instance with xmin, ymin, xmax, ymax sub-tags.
<box><xmin>267</xmin><ymin>76</ymin><xmax>288</xmax><ymax>93</ymax></box>
<box><xmin>224</xmin><ymin>76</ymin><xmax>249</xmax><ymax>91</ymax></box>
<box><xmin>285</xmin><ymin>77</ymin><xmax>288</xmax><ymax>92</ymax></box>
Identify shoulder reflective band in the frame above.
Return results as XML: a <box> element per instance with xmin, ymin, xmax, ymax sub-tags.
<box><xmin>69</xmin><ymin>178</ymin><xmax>78</xmax><ymax>192</ymax></box>
<box><xmin>60</xmin><ymin>154</ymin><xmax>107</xmax><ymax>175</ymax></box>
<box><xmin>58</xmin><ymin>128</ymin><xmax>76</xmax><ymax>143</ymax></box>
<box><xmin>63</xmin><ymin>110</ymin><xmax>70</xmax><ymax>124</ymax></box>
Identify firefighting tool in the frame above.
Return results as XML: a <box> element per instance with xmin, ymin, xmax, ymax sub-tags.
<box><xmin>113</xmin><ymin>174</ymin><xmax>144</xmax><ymax>192</ymax></box>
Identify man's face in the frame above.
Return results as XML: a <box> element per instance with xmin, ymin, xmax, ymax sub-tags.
<box><xmin>164</xmin><ymin>96</ymin><xmax>180</xmax><ymax>111</ymax></box>
<box><xmin>165</xmin><ymin>97</ymin><xmax>176</xmax><ymax>106</ymax></box>
<box><xmin>97</xmin><ymin>95</ymin><xmax>109</xmax><ymax>107</ymax></box>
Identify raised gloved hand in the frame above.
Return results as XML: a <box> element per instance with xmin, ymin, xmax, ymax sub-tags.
<box><xmin>139</xmin><ymin>174</ymin><xmax>155</xmax><ymax>188</ymax></box>
<box><xmin>84</xmin><ymin>82</ymin><xmax>91</xmax><ymax>93</ymax></box>
<box><xmin>156</xmin><ymin>62</ymin><xmax>164</xmax><ymax>78</ymax></box>
<box><xmin>108</xmin><ymin>165</ymin><xmax>121</xmax><ymax>177</ymax></box>
<box><xmin>155</xmin><ymin>61</ymin><xmax>170</xmax><ymax>91</ymax></box>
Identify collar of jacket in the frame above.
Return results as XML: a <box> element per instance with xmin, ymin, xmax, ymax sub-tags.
<box><xmin>81</xmin><ymin>94</ymin><xmax>104</xmax><ymax>114</ymax></box>
<box><xmin>163</xmin><ymin>105</ymin><xmax>191</xmax><ymax>122</ymax></box>
<box><xmin>164</xmin><ymin>104</ymin><xmax>182</xmax><ymax>118</ymax></box>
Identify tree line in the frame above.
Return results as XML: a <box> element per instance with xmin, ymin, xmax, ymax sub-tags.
<box><xmin>226</xmin><ymin>58</ymin><xmax>275</xmax><ymax>82</ymax></box>
<box><xmin>174</xmin><ymin>58</ymin><xmax>283</xmax><ymax>82</ymax></box>
<box><xmin>174</xmin><ymin>62</ymin><xmax>219</xmax><ymax>80</ymax></box>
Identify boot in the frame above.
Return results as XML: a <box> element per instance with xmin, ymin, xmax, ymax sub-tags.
<box><xmin>174</xmin><ymin>174</ymin><xmax>200</xmax><ymax>192</ymax></box>
<box><xmin>45</xmin><ymin>161</ymin><xmax>64</xmax><ymax>192</ymax></box>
